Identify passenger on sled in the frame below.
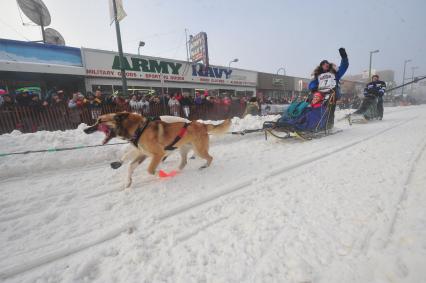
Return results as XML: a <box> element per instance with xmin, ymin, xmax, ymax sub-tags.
<box><xmin>275</xmin><ymin>92</ymin><xmax>328</xmax><ymax>132</ymax></box>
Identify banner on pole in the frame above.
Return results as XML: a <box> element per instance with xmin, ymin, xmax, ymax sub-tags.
<box><xmin>109</xmin><ymin>0</ymin><xmax>127</xmax><ymax>24</ymax></box>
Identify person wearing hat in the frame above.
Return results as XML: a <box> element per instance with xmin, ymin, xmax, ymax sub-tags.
<box><xmin>243</xmin><ymin>97</ymin><xmax>259</xmax><ymax>117</ymax></box>
<box><xmin>0</xmin><ymin>94</ymin><xmax>15</xmax><ymax>111</ymax></box>
<box><xmin>0</xmin><ymin>89</ymin><xmax>6</xmax><ymax>107</ymax></box>
<box><xmin>15</xmin><ymin>91</ymin><xmax>32</xmax><ymax>107</ymax></box>
<box><xmin>365</xmin><ymin>74</ymin><xmax>386</xmax><ymax>119</ymax></box>
<box><xmin>351</xmin><ymin>74</ymin><xmax>386</xmax><ymax>120</ymax></box>
<box><xmin>308</xmin><ymin>48</ymin><xmax>349</xmax><ymax>129</ymax></box>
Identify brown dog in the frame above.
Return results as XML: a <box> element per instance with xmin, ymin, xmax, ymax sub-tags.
<box><xmin>84</xmin><ymin>112</ymin><xmax>231</xmax><ymax>188</ymax></box>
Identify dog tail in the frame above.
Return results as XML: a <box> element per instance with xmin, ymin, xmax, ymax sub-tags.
<box><xmin>206</xmin><ymin>119</ymin><xmax>231</xmax><ymax>135</ymax></box>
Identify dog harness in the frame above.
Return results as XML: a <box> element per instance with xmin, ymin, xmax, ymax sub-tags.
<box><xmin>130</xmin><ymin>119</ymin><xmax>189</xmax><ymax>150</ymax></box>
<box><xmin>130</xmin><ymin>119</ymin><xmax>151</xmax><ymax>147</ymax></box>
<box><xmin>164</xmin><ymin>123</ymin><xmax>189</xmax><ymax>151</ymax></box>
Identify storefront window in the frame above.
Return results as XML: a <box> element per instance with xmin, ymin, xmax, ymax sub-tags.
<box><xmin>182</xmin><ymin>88</ymin><xmax>194</xmax><ymax>97</ymax></box>
<box><xmin>112</xmin><ymin>85</ymin><xmax>123</xmax><ymax>96</ymax></box>
<box><xmin>1</xmin><ymin>72</ymin><xmax>84</xmax><ymax>100</ymax></box>
<box><xmin>219</xmin><ymin>89</ymin><xmax>235</xmax><ymax>97</ymax></box>
<box><xmin>152</xmin><ymin>87</ymin><xmax>165</xmax><ymax>96</ymax></box>
<box><xmin>92</xmin><ymin>85</ymin><xmax>113</xmax><ymax>96</ymax></box>
<box><xmin>167</xmin><ymin>88</ymin><xmax>182</xmax><ymax>97</ymax></box>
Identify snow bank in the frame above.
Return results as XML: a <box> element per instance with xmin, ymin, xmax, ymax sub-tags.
<box><xmin>230</xmin><ymin>114</ymin><xmax>280</xmax><ymax>132</ymax></box>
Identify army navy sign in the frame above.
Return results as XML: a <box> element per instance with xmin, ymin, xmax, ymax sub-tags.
<box><xmin>189</xmin><ymin>32</ymin><xmax>209</xmax><ymax>66</ymax></box>
<box><xmin>82</xmin><ymin>48</ymin><xmax>256</xmax><ymax>86</ymax></box>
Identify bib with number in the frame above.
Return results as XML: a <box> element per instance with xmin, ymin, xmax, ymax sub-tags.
<box><xmin>318</xmin><ymin>72</ymin><xmax>336</xmax><ymax>91</ymax></box>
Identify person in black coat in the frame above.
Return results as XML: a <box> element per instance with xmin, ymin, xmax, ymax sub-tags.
<box><xmin>0</xmin><ymin>94</ymin><xmax>15</xmax><ymax>111</ymax></box>
<box><xmin>15</xmin><ymin>91</ymin><xmax>32</xmax><ymax>107</ymax></box>
<box><xmin>353</xmin><ymin>74</ymin><xmax>386</xmax><ymax>119</ymax></box>
<box><xmin>364</xmin><ymin>75</ymin><xmax>386</xmax><ymax>119</ymax></box>
<box><xmin>180</xmin><ymin>93</ymin><xmax>193</xmax><ymax>118</ymax></box>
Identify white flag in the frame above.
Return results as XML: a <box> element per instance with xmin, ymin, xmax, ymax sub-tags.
<box><xmin>109</xmin><ymin>0</ymin><xmax>127</xmax><ymax>24</ymax></box>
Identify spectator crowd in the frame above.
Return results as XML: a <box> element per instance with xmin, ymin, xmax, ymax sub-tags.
<box><xmin>0</xmin><ymin>88</ymin><xmax>282</xmax><ymax>119</ymax></box>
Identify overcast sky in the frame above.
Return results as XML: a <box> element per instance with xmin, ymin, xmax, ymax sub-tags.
<box><xmin>1</xmin><ymin>0</ymin><xmax>425</xmax><ymax>82</ymax></box>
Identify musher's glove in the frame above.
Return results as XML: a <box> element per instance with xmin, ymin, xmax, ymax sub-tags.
<box><xmin>339</xmin><ymin>48</ymin><xmax>347</xmax><ymax>59</ymax></box>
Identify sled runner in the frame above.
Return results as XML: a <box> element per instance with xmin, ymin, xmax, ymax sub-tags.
<box><xmin>262</xmin><ymin>121</ymin><xmax>342</xmax><ymax>141</ymax></box>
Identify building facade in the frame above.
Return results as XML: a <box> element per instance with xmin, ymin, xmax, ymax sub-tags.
<box><xmin>82</xmin><ymin>48</ymin><xmax>257</xmax><ymax>97</ymax></box>
<box><xmin>0</xmin><ymin>38</ymin><xmax>85</xmax><ymax>99</ymax></box>
<box><xmin>256</xmin><ymin>72</ymin><xmax>310</xmax><ymax>101</ymax></box>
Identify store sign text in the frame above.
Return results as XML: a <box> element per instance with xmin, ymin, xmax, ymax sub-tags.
<box><xmin>191</xmin><ymin>65</ymin><xmax>232</xmax><ymax>79</ymax></box>
<box><xmin>112</xmin><ymin>56</ymin><xmax>182</xmax><ymax>75</ymax></box>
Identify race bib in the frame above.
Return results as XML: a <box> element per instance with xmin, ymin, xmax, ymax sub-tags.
<box><xmin>318</xmin><ymin>72</ymin><xmax>336</xmax><ymax>91</ymax></box>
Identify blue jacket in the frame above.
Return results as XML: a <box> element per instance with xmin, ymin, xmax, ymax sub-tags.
<box><xmin>277</xmin><ymin>104</ymin><xmax>328</xmax><ymax>132</ymax></box>
<box><xmin>308</xmin><ymin>57</ymin><xmax>349</xmax><ymax>99</ymax></box>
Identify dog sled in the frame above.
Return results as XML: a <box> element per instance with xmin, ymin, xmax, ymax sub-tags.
<box><xmin>232</xmin><ymin>92</ymin><xmax>341</xmax><ymax>141</ymax></box>
<box><xmin>261</xmin><ymin>91</ymin><xmax>341</xmax><ymax>141</ymax></box>
<box><xmin>346</xmin><ymin>96</ymin><xmax>380</xmax><ymax>125</ymax></box>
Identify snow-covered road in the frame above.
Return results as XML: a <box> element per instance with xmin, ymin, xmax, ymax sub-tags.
<box><xmin>1</xmin><ymin>106</ymin><xmax>426</xmax><ymax>283</ymax></box>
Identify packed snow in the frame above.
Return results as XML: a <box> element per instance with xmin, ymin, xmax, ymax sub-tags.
<box><xmin>0</xmin><ymin>106</ymin><xmax>426</xmax><ymax>282</ymax></box>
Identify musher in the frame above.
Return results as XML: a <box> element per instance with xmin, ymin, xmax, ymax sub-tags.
<box><xmin>352</xmin><ymin>74</ymin><xmax>386</xmax><ymax>120</ymax></box>
<box><xmin>308</xmin><ymin>47</ymin><xmax>349</xmax><ymax>129</ymax></box>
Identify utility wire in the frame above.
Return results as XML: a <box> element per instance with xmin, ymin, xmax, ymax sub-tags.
<box><xmin>0</xmin><ymin>18</ymin><xmax>30</xmax><ymax>41</ymax></box>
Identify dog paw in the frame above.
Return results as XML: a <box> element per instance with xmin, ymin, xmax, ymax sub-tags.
<box><xmin>125</xmin><ymin>178</ymin><xmax>132</xmax><ymax>188</ymax></box>
<box><xmin>111</xmin><ymin>161</ymin><xmax>122</xmax><ymax>169</ymax></box>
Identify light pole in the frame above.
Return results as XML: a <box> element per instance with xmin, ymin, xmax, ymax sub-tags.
<box><xmin>138</xmin><ymin>41</ymin><xmax>145</xmax><ymax>55</ymax></box>
<box><xmin>410</xmin><ymin>66</ymin><xmax>419</xmax><ymax>95</ymax></box>
<box><xmin>227</xmin><ymin>59</ymin><xmax>238</xmax><ymax>96</ymax></box>
<box><xmin>368</xmin><ymin>49</ymin><xmax>379</xmax><ymax>80</ymax></box>
<box><xmin>276</xmin><ymin>67</ymin><xmax>286</xmax><ymax>99</ymax></box>
<box><xmin>112</xmin><ymin>0</ymin><xmax>127</xmax><ymax>96</ymax></box>
<box><xmin>401</xmin><ymin>59</ymin><xmax>412</xmax><ymax>96</ymax></box>
<box><xmin>228</xmin><ymin>58</ymin><xmax>239</xmax><ymax>68</ymax></box>
<box><xmin>276</xmin><ymin>67</ymin><xmax>286</xmax><ymax>75</ymax></box>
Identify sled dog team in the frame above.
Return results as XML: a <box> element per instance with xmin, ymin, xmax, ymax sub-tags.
<box><xmin>84</xmin><ymin>47</ymin><xmax>386</xmax><ymax>188</ymax></box>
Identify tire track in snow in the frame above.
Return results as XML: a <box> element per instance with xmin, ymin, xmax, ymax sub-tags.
<box><xmin>240</xmin><ymin>115</ymin><xmax>425</xmax><ymax>282</ymax></box>
<box><xmin>155</xmin><ymin>116</ymin><xmax>418</xmax><ymax>222</ymax></box>
<box><xmin>381</xmin><ymin>135</ymin><xmax>426</xmax><ymax>249</ymax></box>
<box><xmin>0</xmin><ymin>134</ymin><xmax>260</xmax><ymax>224</ymax></box>
<box><xmin>0</xmin><ymin>115</ymin><xmax>418</xmax><ymax>280</ymax></box>
<box><xmin>0</xmin><ymin>220</ymin><xmax>136</xmax><ymax>281</ymax></box>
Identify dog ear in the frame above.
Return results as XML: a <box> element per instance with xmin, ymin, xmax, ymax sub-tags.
<box><xmin>114</xmin><ymin>112</ymin><xmax>129</xmax><ymax>123</ymax></box>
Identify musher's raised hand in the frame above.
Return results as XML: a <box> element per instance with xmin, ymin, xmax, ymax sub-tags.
<box><xmin>339</xmin><ymin>47</ymin><xmax>347</xmax><ymax>59</ymax></box>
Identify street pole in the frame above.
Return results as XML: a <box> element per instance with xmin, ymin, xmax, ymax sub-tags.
<box><xmin>185</xmin><ymin>28</ymin><xmax>190</xmax><ymax>62</ymax></box>
<box><xmin>401</xmin><ymin>59</ymin><xmax>412</xmax><ymax>96</ymax></box>
<box><xmin>368</xmin><ymin>52</ymin><xmax>372</xmax><ymax>79</ymax></box>
<box><xmin>138</xmin><ymin>41</ymin><xmax>145</xmax><ymax>55</ymax></box>
<box><xmin>228</xmin><ymin>58</ymin><xmax>238</xmax><ymax>68</ymax></box>
<box><xmin>277</xmin><ymin>67</ymin><xmax>286</xmax><ymax>99</ymax></box>
<box><xmin>410</xmin><ymin>66</ymin><xmax>418</xmax><ymax>95</ymax></box>
<box><xmin>228</xmin><ymin>59</ymin><xmax>239</xmax><ymax>96</ymax></box>
<box><xmin>368</xmin><ymin>50</ymin><xmax>379</xmax><ymax>80</ymax></box>
<box><xmin>112</xmin><ymin>0</ymin><xmax>127</xmax><ymax>96</ymax></box>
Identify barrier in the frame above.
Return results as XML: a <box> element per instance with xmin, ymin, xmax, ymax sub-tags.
<box><xmin>0</xmin><ymin>103</ymin><xmax>246</xmax><ymax>134</ymax></box>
